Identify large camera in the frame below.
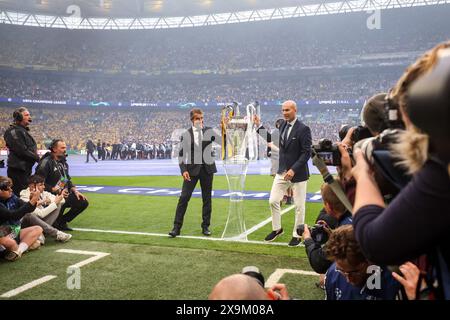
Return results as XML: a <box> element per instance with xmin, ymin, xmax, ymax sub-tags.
<box><xmin>312</xmin><ymin>138</ymin><xmax>341</xmax><ymax>166</ymax></box>
<box><xmin>339</xmin><ymin>125</ymin><xmax>373</xmax><ymax>143</ymax></box>
<box><xmin>313</xmin><ymin>124</ymin><xmax>373</xmax><ymax>167</ymax></box>
<box><xmin>408</xmin><ymin>48</ymin><xmax>450</xmax><ymax>148</ymax></box>
<box><xmin>297</xmin><ymin>221</ymin><xmax>330</xmax><ymax>244</ymax></box>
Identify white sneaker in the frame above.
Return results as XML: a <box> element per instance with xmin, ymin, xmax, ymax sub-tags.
<box><xmin>38</xmin><ymin>234</ymin><xmax>46</xmax><ymax>245</ymax></box>
<box><xmin>56</xmin><ymin>231</ymin><xmax>72</xmax><ymax>242</ymax></box>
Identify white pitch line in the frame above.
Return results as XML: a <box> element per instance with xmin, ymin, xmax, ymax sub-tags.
<box><xmin>239</xmin><ymin>205</ymin><xmax>295</xmax><ymax>238</ymax></box>
<box><xmin>0</xmin><ymin>275</ymin><xmax>57</xmax><ymax>298</ymax></box>
<box><xmin>72</xmin><ymin>227</ymin><xmax>302</xmax><ymax>247</ymax></box>
<box><xmin>56</xmin><ymin>249</ymin><xmax>110</xmax><ymax>269</ymax></box>
<box><xmin>265</xmin><ymin>268</ymin><xmax>319</xmax><ymax>288</ymax></box>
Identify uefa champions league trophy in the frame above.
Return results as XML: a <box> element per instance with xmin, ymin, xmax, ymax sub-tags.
<box><xmin>220</xmin><ymin>101</ymin><xmax>260</xmax><ymax>241</ymax></box>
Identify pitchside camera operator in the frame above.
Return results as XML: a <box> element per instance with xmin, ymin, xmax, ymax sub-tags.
<box><xmin>352</xmin><ymin>42</ymin><xmax>450</xmax><ymax>299</ymax></box>
<box><xmin>299</xmin><ymin>180</ymin><xmax>352</xmax><ymax>275</ymax></box>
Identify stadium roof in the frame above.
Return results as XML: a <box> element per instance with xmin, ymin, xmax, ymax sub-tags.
<box><xmin>0</xmin><ymin>0</ymin><xmax>336</xmax><ymax>18</ymax></box>
<box><xmin>1</xmin><ymin>0</ymin><xmax>449</xmax><ymax>29</ymax></box>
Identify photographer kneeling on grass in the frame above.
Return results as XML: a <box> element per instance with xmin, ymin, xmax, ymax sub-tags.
<box><xmin>35</xmin><ymin>139</ymin><xmax>89</xmax><ymax>231</ymax></box>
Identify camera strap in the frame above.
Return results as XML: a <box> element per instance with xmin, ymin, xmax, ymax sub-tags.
<box><xmin>312</xmin><ymin>150</ymin><xmax>353</xmax><ymax>214</ymax></box>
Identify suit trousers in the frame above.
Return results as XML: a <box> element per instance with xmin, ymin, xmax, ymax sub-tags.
<box><xmin>173</xmin><ymin>166</ymin><xmax>214</xmax><ymax>230</ymax></box>
<box><xmin>269</xmin><ymin>174</ymin><xmax>307</xmax><ymax>237</ymax></box>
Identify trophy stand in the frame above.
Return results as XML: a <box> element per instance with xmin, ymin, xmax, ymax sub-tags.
<box><xmin>221</xmin><ymin>103</ymin><xmax>259</xmax><ymax>241</ymax></box>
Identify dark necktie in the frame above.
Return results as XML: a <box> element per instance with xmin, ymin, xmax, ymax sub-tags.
<box><xmin>282</xmin><ymin>124</ymin><xmax>291</xmax><ymax>146</ymax></box>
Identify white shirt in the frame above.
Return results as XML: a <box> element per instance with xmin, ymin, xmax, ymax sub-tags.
<box><xmin>192</xmin><ymin>126</ymin><xmax>203</xmax><ymax>145</ymax></box>
<box><xmin>20</xmin><ymin>187</ymin><xmax>65</xmax><ymax>219</ymax></box>
<box><xmin>284</xmin><ymin>117</ymin><xmax>297</xmax><ymax>140</ymax></box>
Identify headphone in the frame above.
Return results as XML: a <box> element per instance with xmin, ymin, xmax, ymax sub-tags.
<box><xmin>13</xmin><ymin>107</ymin><xmax>27</xmax><ymax>122</ymax></box>
<box><xmin>49</xmin><ymin>139</ymin><xmax>62</xmax><ymax>152</ymax></box>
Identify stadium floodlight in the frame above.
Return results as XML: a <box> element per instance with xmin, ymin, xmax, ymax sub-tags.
<box><xmin>1</xmin><ymin>0</ymin><xmax>450</xmax><ymax>30</ymax></box>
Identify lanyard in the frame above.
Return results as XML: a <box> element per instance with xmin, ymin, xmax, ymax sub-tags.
<box><xmin>54</xmin><ymin>159</ymin><xmax>68</xmax><ymax>181</ymax></box>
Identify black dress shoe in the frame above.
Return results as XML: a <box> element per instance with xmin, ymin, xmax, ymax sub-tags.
<box><xmin>202</xmin><ymin>228</ymin><xmax>211</xmax><ymax>236</ymax></box>
<box><xmin>168</xmin><ymin>229</ymin><xmax>180</xmax><ymax>238</ymax></box>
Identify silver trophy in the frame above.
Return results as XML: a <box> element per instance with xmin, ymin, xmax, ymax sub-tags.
<box><xmin>221</xmin><ymin>101</ymin><xmax>260</xmax><ymax>241</ymax></box>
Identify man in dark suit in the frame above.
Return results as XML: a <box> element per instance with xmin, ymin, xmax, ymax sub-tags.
<box><xmin>255</xmin><ymin>100</ymin><xmax>312</xmax><ymax>247</ymax></box>
<box><xmin>169</xmin><ymin>108</ymin><xmax>217</xmax><ymax>238</ymax></box>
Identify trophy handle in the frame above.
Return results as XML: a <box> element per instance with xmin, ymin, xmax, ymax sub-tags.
<box><xmin>246</xmin><ymin>101</ymin><xmax>260</xmax><ymax>160</ymax></box>
<box><xmin>221</xmin><ymin>104</ymin><xmax>234</xmax><ymax>160</ymax></box>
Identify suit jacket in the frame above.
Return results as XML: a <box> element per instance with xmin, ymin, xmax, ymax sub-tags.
<box><xmin>178</xmin><ymin>126</ymin><xmax>217</xmax><ymax>177</ymax></box>
<box><xmin>259</xmin><ymin>119</ymin><xmax>312</xmax><ymax>183</ymax></box>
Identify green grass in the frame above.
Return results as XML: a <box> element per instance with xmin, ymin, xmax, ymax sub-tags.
<box><xmin>1</xmin><ymin>175</ymin><xmax>327</xmax><ymax>300</ymax></box>
<box><xmin>0</xmin><ymin>240</ymin><xmax>324</xmax><ymax>300</ymax></box>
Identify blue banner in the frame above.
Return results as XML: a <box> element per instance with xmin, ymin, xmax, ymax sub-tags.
<box><xmin>0</xmin><ymin>97</ymin><xmax>363</xmax><ymax>108</ymax></box>
<box><xmin>76</xmin><ymin>184</ymin><xmax>323</xmax><ymax>203</ymax></box>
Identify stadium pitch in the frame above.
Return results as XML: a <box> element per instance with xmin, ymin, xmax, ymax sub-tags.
<box><xmin>0</xmin><ymin>174</ymin><xmax>326</xmax><ymax>300</ymax></box>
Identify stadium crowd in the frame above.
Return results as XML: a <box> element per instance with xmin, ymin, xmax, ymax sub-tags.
<box><xmin>0</xmin><ymin>17</ymin><xmax>447</xmax><ymax>73</ymax></box>
<box><xmin>0</xmin><ymin>5</ymin><xmax>449</xmax><ymax>302</ymax></box>
<box><xmin>0</xmin><ymin>73</ymin><xmax>396</xmax><ymax>103</ymax></box>
<box><xmin>0</xmin><ymin>105</ymin><xmax>360</xmax><ymax>153</ymax></box>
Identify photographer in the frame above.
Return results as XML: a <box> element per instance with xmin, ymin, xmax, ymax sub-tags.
<box><xmin>323</xmin><ymin>225</ymin><xmax>400</xmax><ymax>300</ymax></box>
<box><xmin>351</xmin><ymin>42</ymin><xmax>450</xmax><ymax>299</ymax></box>
<box><xmin>209</xmin><ymin>267</ymin><xmax>291</xmax><ymax>300</ymax></box>
<box><xmin>301</xmin><ymin>180</ymin><xmax>353</xmax><ymax>275</ymax></box>
<box><xmin>35</xmin><ymin>139</ymin><xmax>89</xmax><ymax>231</ymax></box>
<box><xmin>3</xmin><ymin>107</ymin><xmax>39</xmax><ymax>196</ymax></box>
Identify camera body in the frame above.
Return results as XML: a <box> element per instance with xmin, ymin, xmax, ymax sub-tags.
<box><xmin>297</xmin><ymin>222</ymin><xmax>329</xmax><ymax>244</ymax></box>
<box><xmin>339</xmin><ymin>125</ymin><xmax>373</xmax><ymax>143</ymax></box>
<box><xmin>312</xmin><ymin>138</ymin><xmax>341</xmax><ymax>166</ymax></box>
<box><xmin>313</xmin><ymin>125</ymin><xmax>372</xmax><ymax>166</ymax></box>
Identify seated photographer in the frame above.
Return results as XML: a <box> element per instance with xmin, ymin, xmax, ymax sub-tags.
<box><xmin>0</xmin><ymin>176</ymin><xmax>43</xmax><ymax>261</ymax></box>
<box><xmin>351</xmin><ymin>42</ymin><xmax>450</xmax><ymax>299</ymax></box>
<box><xmin>302</xmin><ymin>180</ymin><xmax>353</xmax><ymax>275</ymax></box>
<box><xmin>35</xmin><ymin>139</ymin><xmax>89</xmax><ymax>231</ymax></box>
<box><xmin>20</xmin><ymin>175</ymin><xmax>72</xmax><ymax>243</ymax></box>
<box><xmin>323</xmin><ymin>225</ymin><xmax>400</xmax><ymax>300</ymax></box>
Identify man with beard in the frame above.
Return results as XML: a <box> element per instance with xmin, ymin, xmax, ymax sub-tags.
<box><xmin>35</xmin><ymin>139</ymin><xmax>89</xmax><ymax>231</ymax></box>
